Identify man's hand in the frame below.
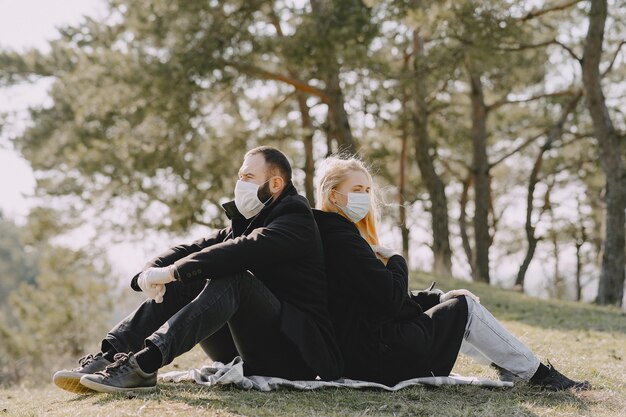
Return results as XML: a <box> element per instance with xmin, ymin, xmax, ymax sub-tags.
<box><xmin>440</xmin><ymin>289</ymin><xmax>480</xmax><ymax>304</ymax></box>
<box><xmin>370</xmin><ymin>245</ymin><xmax>400</xmax><ymax>259</ymax></box>
<box><xmin>138</xmin><ymin>280</ymin><xmax>166</xmax><ymax>303</ymax></box>
<box><xmin>137</xmin><ymin>266</ymin><xmax>175</xmax><ymax>303</ymax></box>
<box><xmin>140</xmin><ymin>266</ymin><xmax>176</xmax><ymax>286</ymax></box>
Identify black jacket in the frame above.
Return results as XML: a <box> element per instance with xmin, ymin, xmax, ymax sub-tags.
<box><xmin>313</xmin><ymin>210</ymin><xmax>467</xmax><ymax>385</ymax></box>
<box><xmin>131</xmin><ymin>183</ymin><xmax>343</xmax><ymax>380</ymax></box>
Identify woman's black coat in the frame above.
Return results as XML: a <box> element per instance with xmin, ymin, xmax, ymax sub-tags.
<box><xmin>313</xmin><ymin>209</ymin><xmax>468</xmax><ymax>386</ymax></box>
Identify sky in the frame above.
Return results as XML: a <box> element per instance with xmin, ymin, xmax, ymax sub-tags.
<box><xmin>0</xmin><ymin>0</ymin><xmax>158</xmax><ymax>279</ymax></box>
<box><xmin>0</xmin><ymin>0</ymin><xmax>107</xmax><ymax>220</ymax></box>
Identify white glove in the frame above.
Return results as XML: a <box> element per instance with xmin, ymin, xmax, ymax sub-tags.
<box><xmin>140</xmin><ymin>266</ymin><xmax>176</xmax><ymax>286</ymax></box>
<box><xmin>137</xmin><ymin>278</ymin><xmax>166</xmax><ymax>303</ymax></box>
<box><xmin>440</xmin><ymin>289</ymin><xmax>480</xmax><ymax>304</ymax></box>
<box><xmin>154</xmin><ymin>284</ymin><xmax>166</xmax><ymax>303</ymax></box>
<box><xmin>138</xmin><ymin>266</ymin><xmax>175</xmax><ymax>303</ymax></box>
<box><xmin>370</xmin><ymin>245</ymin><xmax>399</xmax><ymax>259</ymax></box>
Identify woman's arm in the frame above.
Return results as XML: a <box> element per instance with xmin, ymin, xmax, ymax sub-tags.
<box><xmin>328</xmin><ymin>232</ymin><xmax>409</xmax><ymax>320</ymax></box>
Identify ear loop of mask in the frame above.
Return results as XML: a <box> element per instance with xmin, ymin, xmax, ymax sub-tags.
<box><xmin>259</xmin><ymin>176</ymin><xmax>284</xmax><ymax>204</ymax></box>
<box><xmin>332</xmin><ymin>189</ymin><xmax>360</xmax><ymax>207</ymax></box>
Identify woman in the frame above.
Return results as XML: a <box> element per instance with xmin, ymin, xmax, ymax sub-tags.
<box><xmin>312</xmin><ymin>156</ymin><xmax>590</xmax><ymax>390</ymax></box>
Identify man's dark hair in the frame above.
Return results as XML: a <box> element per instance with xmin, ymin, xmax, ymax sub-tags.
<box><xmin>245</xmin><ymin>146</ymin><xmax>292</xmax><ymax>183</ymax></box>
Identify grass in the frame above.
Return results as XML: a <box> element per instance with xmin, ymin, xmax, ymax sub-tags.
<box><xmin>2</xmin><ymin>272</ymin><xmax>625</xmax><ymax>417</ymax></box>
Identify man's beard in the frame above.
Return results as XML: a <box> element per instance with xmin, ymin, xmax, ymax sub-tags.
<box><xmin>257</xmin><ymin>180</ymin><xmax>272</xmax><ymax>203</ymax></box>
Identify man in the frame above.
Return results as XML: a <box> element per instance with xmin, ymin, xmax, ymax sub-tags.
<box><xmin>53</xmin><ymin>146</ymin><xmax>343</xmax><ymax>393</ymax></box>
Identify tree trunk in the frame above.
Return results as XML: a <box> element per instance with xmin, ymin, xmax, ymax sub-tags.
<box><xmin>296</xmin><ymin>93</ymin><xmax>316</xmax><ymax>206</ymax></box>
<box><xmin>516</xmin><ymin>236</ymin><xmax>539</xmax><ymax>290</ymax></box>
<box><xmin>459</xmin><ymin>173</ymin><xmax>476</xmax><ymax>277</ymax></box>
<box><xmin>268</xmin><ymin>6</ymin><xmax>316</xmax><ymax>205</ymax></box>
<box><xmin>325</xmin><ymin>134</ymin><xmax>334</xmax><ymax>157</ymax></box>
<box><xmin>411</xmin><ymin>31</ymin><xmax>452</xmax><ymax>276</ymax></box>
<box><xmin>310</xmin><ymin>0</ymin><xmax>356</xmax><ymax>155</ymax></box>
<box><xmin>324</xmin><ymin>67</ymin><xmax>356</xmax><ymax>154</ymax></box>
<box><xmin>399</xmin><ymin>65</ymin><xmax>410</xmax><ymax>260</ymax></box>
<box><xmin>552</xmin><ymin>228</ymin><xmax>563</xmax><ymax>299</ymax></box>
<box><xmin>465</xmin><ymin>55</ymin><xmax>491</xmax><ymax>283</ymax></box>
<box><xmin>575</xmin><ymin>237</ymin><xmax>584</xmax><ymax>301</ymax></box>
<box><xmin>516</xmin><ymin>93</ymin><xmax>582</xmax><ymax>290</ymax></box>
<box><xmin>581</xmin><ymin>0</ymin><xmax>625</xmax><ymax>306</ymax></box>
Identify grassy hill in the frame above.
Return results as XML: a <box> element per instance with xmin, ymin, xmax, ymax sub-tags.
<box><xmin>2</xmin><ymin>272</ymin><xmax>625</xmax><ymax>417</ymax></box>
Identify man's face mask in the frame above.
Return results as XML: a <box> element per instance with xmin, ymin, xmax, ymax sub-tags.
<box><xmin>234</xmin><ymin>177</ymin><xmax>276</xmax><ymax>219</ymax></box>
<box><xmin>334</xmin><ymin>191</ymin><xmax>370</xmax><ymax>223</ymax></box>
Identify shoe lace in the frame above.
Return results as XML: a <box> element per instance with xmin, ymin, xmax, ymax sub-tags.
<box><xmin>545</xmin><ymin>360</ymin><xmax>562</xmax><ymax>378</ymax></box>
<box><xmin>78</xmin><ymin>353</ymin><xmax>97</xmax><ymax>367</ymax></box>
<box><xmin>100</xmin><ymin>352</ymin><xmax>132</xmax><ymax>376</ymax></box>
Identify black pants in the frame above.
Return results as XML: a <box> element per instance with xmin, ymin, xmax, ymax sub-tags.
<box><xmin>102</xmin><ymin>271</ymin><xmax>314</xmax><ymax>379</ymax></box>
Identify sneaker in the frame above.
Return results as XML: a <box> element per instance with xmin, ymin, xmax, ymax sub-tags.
<box><xmin>53</xmin><ymin>353</ymin><xmax>112</xmax><ymax>394</ymax></box>
<box><xmin>490</xmin><ymin>363</ymin><xmax>522</xmax><ymax>383</ymax></box>
<box><xmin>80</xmin><ymin>352</ymin><xmax>157</xmax><ymax>393</ymax></box>
<box><xmin>530</xmin><ymin>361</ymin><xmax>591</xmax><ymax>391</ymax></box>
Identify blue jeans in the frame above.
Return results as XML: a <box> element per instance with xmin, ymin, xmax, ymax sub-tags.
<box><xmin>460</xmin><ymin>296</ymin><xmax>540</xmax><ymax>380</ymax></box>
<box><xmin>103</xmin><ymin>272</ymin><xmax>314</xmax><ymax>379</ymax></box>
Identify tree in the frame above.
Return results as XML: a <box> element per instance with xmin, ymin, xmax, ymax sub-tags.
<box><xmin>0</xmin><ymin>213</ymin><xmax>37</xmax><ymax>304</ymax></box>
<box><xmin>410</xmin><ymin>30</ymin><xmax>453</xmax><ymax>276</ymax></box>
<box><xmin>581</xmin><ymin>0</ymin><xmax>625</xmax><ymax>306</ymax></box>
<box><xmin>417</xmin><ymin>0</ymin><xmax>553</xmax><ymax>283</ymax></box>
<box><xmin>1</xmin><ymin>0</ymin><xmax>623</xmax><ymax>307</ymax></box>
<box><xmin>515</xmin><ymin>92</ymin><xmax>583</xmax><ymax>290</ymax></box>
<box><xmin>0</xmin><ymin>206</ymin><xmax>113</xmax><ymax>384</ymax></box>
<box><xmin>0</xmin><ymin>244</ymin><xmax>112</xmax><ymax>383</ymax></box>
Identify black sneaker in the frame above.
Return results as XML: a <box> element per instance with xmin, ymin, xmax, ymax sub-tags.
<box><xmin>53</xmin><ymin>353</ymin><xmax>112</xmax><ymax>394</ymax></box>
<box><xmin>80</xmin><ymin>352</ymin><xmax>157</xmax><ymax>393</ymax></box>
<box><xmin>490</xmin><ymin>363</ymin><xmax>522</xmax><ymax>383</ymax></box>
<box><xmin>530</xmin><ymin>361</ymin><xmax>591</xmax><ymax>391</ymax></box>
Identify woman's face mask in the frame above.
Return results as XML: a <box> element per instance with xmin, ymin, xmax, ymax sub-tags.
<box><xmin>333</xmin><ymin>190</ymin><xmax>370</xmax><ymax>223</ymax></box>
<box><xmin>234</xmin><ymin>178</ymin><xmax>273</xmax><ymax>219</ymax></box>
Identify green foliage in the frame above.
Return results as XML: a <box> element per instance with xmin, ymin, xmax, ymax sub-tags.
<box><xmin>0</xmin><ymin>214</ymin><xmax>37</xmax><ymax>304</ymax></box>
<box><xmin>282</xmin><ymin>0</ymin><xmax>378</xmax><ymax>71</ymax></box>
<box><xmin>0</xmin><ymin>244</ymin><xmax>112</xmax><ymax>384</ymax></box>
<box><xmin>7</xmin><ymin>0</ymin><xmax>381</xmax><ymax>233</ymax></box>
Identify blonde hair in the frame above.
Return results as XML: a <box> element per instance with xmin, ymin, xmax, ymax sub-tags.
<box><xmin>316</xmin><ymin>156</ymin><xmax>380</xmax><ymax>245</ymax></box>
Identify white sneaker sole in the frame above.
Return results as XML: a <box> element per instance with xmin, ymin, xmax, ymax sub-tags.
<box><xmin>80</xmin><ymin>375</ymin><xmax>156</xmax><ymax>393</ymax></box>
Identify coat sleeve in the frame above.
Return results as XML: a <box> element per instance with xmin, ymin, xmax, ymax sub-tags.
<box><xmin>409</xmin><ymin>290</ymin><xmax>442</xmax><ymax>312</ymax></box>
<box><xmin>130</xmin><ymin>227</ymin><xmax>230</xmax><ymax>291</ymax></box>
<box><xmin>329</xmin><ymin>232</ymin><xmax>409</xmax><ymax>320</ymax></box>
<box><xmin>172</xmin><ymin>207</ymin><xmax>316</xmax><ymax>283</ymax></box>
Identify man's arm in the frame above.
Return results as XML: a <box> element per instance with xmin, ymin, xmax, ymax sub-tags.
<box><xmin>130</xmin><ymin>227</ymin><xmax>231</xmax><ymax>291</ymax></box>
<box><xmin>172</xmin><ymin>208</ymin><xmax>315</xmax><ymax>283</ymax></box>
<box><xmin>144</xmin><ymin>227</ymin><xmax>231</xmax><ymax>269</ymax></box>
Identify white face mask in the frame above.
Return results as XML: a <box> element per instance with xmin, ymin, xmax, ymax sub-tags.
<box><xmin>234</xmin><ymin>179</ymin><xmax>272</xmax><ymax>219</ymax></box>
<box><xmin>334</xmin><ymin>191</ymin><xmax>370</xmax><ymax>223</ymax></box>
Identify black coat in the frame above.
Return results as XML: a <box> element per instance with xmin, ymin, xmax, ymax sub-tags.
<box><xmin>313</xmin><ymin>210</ymin><xmax>467</xmax><ymax>386</ymax></box>
<box><xmin>131</xmin><ymin>183</ymin><xmax>343</xmax><ymax>380</ymax></box>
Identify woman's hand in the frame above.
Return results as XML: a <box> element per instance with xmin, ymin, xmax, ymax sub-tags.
<box><xmin>370</xmin><ymin>245</ymin><xmax>399</xmax><ymax>259</ymax></box>
<box><xmin>440</xmin><ymin>289</ymin><xmax>480</xmax><ymax>304</ymax></box>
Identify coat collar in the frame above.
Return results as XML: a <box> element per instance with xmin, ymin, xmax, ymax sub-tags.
<box><xmin>312</xmin><ymin>209</ymin><xmax>358</xmax><ymax>234</ymax></box>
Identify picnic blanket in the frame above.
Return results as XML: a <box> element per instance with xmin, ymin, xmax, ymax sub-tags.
<box><xmin>159</xmin><ymin>356</ymin><xmax>513</xmax><ymax>391</ymax></box>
